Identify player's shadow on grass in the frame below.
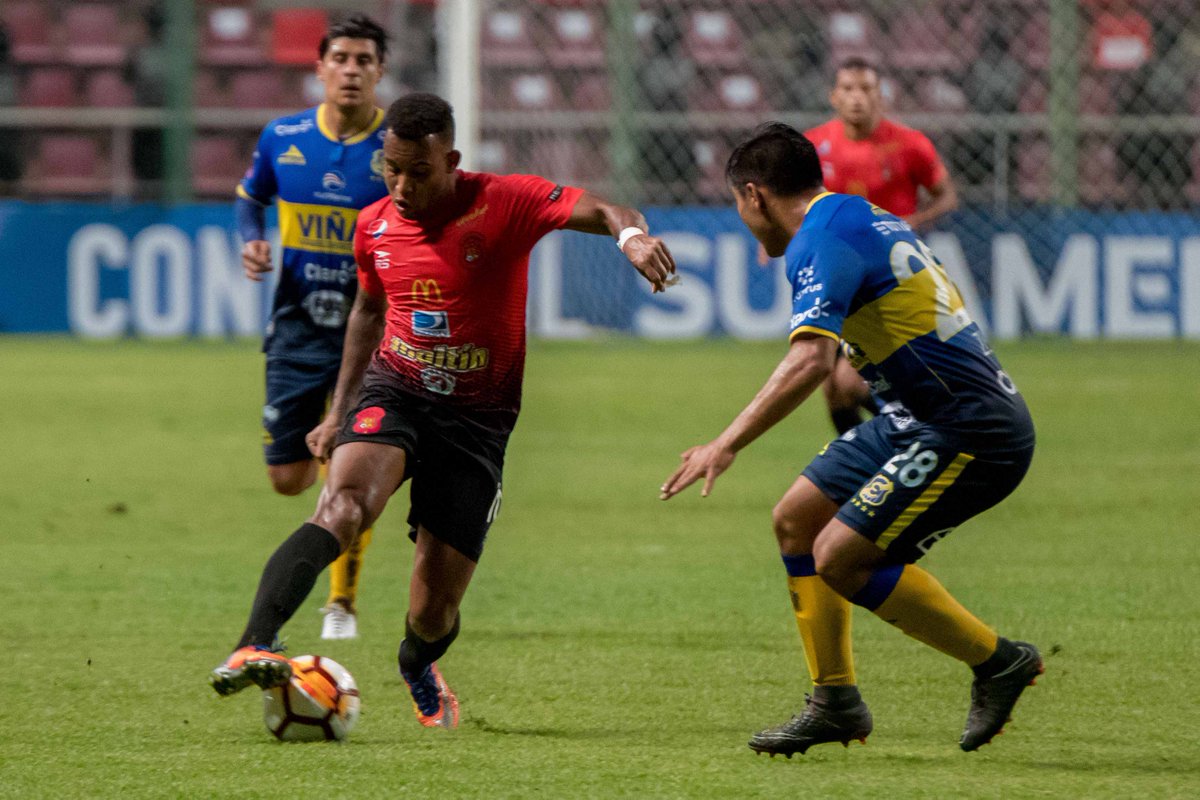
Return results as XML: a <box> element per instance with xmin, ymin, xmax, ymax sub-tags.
<box><xmin>464</xmin><ymin>716</ymin><xmax>625</xmax><ymax>740</ymax></box>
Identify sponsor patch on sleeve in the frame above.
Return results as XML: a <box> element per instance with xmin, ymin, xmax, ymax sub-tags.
<box><xmin>548</xmin><ymin>184</ymin><xmax>564</xmax><ymax>202</ymax></box>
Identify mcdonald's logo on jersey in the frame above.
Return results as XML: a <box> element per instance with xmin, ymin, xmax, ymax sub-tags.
<box><xmin>412</xmin><ymin>279</ymin><xmax>443</xmax><ymax>304</ymax></box>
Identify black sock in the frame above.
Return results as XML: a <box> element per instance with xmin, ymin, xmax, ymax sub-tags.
<box><xmin>398</xmin><ymin>613</ymin><xmax>461</xmax><ymax>677</ymax></box>
<box><xmin>972</xmin><ymin>637</ymin><xmax>1019</xmax><ymax>680</ymax></box>
<box><xmin>236</xmin><ymin>523</ymin><xmax>342</xmax><ymax>649</ymax></box>
<box><xmin>812</xmin><ymin>684</ymin><xmax>863</xmax><ymax>710</ymax></box>
<box><xmin>830</xmin><ymin>408</ymin><xmax>864</xmax><ymax>435</ymax></box>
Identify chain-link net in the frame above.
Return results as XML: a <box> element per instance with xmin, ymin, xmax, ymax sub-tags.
<box><xmin>478</xmin><ymin>0</ymin><xmax>1198</xmax><ymax>212</ymax></box>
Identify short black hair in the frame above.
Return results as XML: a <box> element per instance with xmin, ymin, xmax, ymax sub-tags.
<box><xmin>725</xmin><ymin>122</ymin><xmax>822</xmax><ymax>196</ymax></box>
<box><xmin>835</xmin><ymin>56</ymin><xmax>879</xmax><ymax>78</ymax></box>
<box><xmin>384</xmin><ymin>93</ymin><xmax>456</xmax><ymax>144</ymax></box>
<box><xmin>319</xmin><ymin>14</ymin><xmax>389</xmax><ymax>62</ymax></box>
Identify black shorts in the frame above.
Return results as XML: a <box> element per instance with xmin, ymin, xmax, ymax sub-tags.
<box><xmin>263</xmin><ymin>355</ymin><xmax>340</xmax><ymax>466</ymax></box>
<box><xmin>335</xmin><ymin>369</ymin><xmax>509</xmax><ymax>563</ymax></box>
<box><xmin>802</xmin><ymin>414</ymin><xmax>1034</xmax><ymax>563</ymax></box>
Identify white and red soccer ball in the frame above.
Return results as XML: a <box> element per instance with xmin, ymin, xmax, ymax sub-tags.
<box><xmin>262</xmin><ymin>655</ymin><xmax>361</xmax><ymax>741</ymax></box>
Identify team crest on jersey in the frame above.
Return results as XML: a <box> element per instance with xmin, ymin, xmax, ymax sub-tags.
<box><xmin>461</xmin><ymin>232</ymin><xmax>485</xmax><ymax>266</ymax></box>
<box><xmin>353</xmin><ymin>406</ymin><xmax>386</xmax><ymax>434</ymax></box>
<box><xmin>277</xmin><ymin>144</ymin><xmax>306</xmax><ymax>165</ymax></box>
<box><xmin>370</xmin><ymin>149</ymin><xmax>385</xmax><ymax>177</ymax></box>
<box><xmin>857</xmin><ymin>475</ymin><xmax>894</xmax><ymax>507</ymax></box>
<box><xmin>412</xmin><ymin>310</ymin><xmax>451</xmax><ymax>338</ymax></box>
<box><xmin>367</xmin><ymin>218</ymin><xmax>388</xmax><ymax>239</ymax></box>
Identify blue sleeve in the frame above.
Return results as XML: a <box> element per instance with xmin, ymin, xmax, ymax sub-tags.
<box><xmin>786</xmin><ymin>230</ymin><xmax>867</xmax><ymax>341</ymax></box>
<box><xmin>237</xmin><ymin>125</ymin><xmax>277</xmax><ymax>205</ymax></box>
<box><xmin>235</xmin><ymin>195</ymin><xmax>266</xmax><ymax>242</ymax></box>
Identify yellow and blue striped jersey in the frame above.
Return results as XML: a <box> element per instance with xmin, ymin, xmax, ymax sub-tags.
<box><xmin>787</xmin><ymin>193</ymin><xmax>1033</xmax><ymax>450</ymax></box>
<box><xmin>239</xmin><ymin>104</ymin><xmax>388</xmax><ymax>361</ymax></box>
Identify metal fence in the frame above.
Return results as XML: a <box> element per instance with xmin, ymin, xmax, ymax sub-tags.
<box><xmin>1</xmin><ymin>0</ymin><xmax>1196</xmax><ymax>212</ymax></box>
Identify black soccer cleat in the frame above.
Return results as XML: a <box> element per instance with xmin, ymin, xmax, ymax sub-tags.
<box><xmin>748</xmin><ymin>696</ymin><xmax>873</xmax><ymax>757</ymax></box>
<box><xmin>960</xmin><ymin>640</ymin><xmax>1044</xmax><ymax>751</ymax></box>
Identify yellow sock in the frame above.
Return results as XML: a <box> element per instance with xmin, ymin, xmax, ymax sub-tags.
<box><xmin>783</xmin><ymin>554</ymin><xmax>856</xmax><ymax>686</ymax></box>
<box><xmin>853</xmin><ymin>562</ymin><xmax>997</xmax><ymax>667</ymax></box>
<box><xmin>327</xmin><ymin>527</ymin><xmax>371</xmax><ymax>611</ymax></box>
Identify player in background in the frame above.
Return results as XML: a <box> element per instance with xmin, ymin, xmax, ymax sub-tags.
<box><xmin>805</xmin><ymin>57</ymin><xmax>959</xmax><ymax>435</ymax></box>
<box><xmin>661</xmin><ymin>123</ymin><xmax>1040</xmax><ymax>755</ymax></box>
<box><xmin>236</xmin><ymin>15</ymin><xmax>389</xmax><ymax>640</ymax></box>
<box><xmin>212</xmin><ymin>93</ymin><xmax>677</xmax><ymax>729</ymax></box>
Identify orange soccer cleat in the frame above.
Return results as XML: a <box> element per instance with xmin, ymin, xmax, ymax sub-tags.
<box><xmin>401</xmin><ymin>662</ymin><xmax>459</xmax><ymax>729</ymax></box>
<box><xmin>209</xmin><ymin>645</ymin><xmax>293</xmax><ymax>697</ymax></box>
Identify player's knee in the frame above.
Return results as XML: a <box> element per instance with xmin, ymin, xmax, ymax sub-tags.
<box><xmin>408</xmin><ymin>601</ymin><xmax>459</xmax><ymax>641</ymax></box>
<box><xmin>312</xmin><ymin>486</ymin><xmax>369</xmax><ymax>545</ymax></box>
<box><xmin>267</xmin><ymin>463</ymin><xmax>316</xmax><ymax>496</ymax></box>
<box><xmin>772</xmin><ymin>503</ymin><xmax>817</xmax><ymax>551</ymax></box>
<box><xmin>811</xmin><ymin>538</ymin><xmax>858</xmax><ymax>596</ymax></box>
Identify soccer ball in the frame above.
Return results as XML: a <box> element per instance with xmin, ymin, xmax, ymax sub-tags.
<box><xmin>262</xmin><ymin>655</ymin><xmax>361</xmax><ymax>741</ymax></box>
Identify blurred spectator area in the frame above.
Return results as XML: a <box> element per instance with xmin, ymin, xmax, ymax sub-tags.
<box><xmin>0</xmin><ymin>0</ymin><xmax>1198</xmax><ymax>207</ymax></box>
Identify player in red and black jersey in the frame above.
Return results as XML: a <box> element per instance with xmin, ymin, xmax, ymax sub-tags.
<box><xmin>210</xmin><ymin>93</ymin><xmax>676</xmax><ymax>728</ymax></box>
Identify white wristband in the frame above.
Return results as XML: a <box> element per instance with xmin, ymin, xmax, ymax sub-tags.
<box><xmin>616</xmin><ymin>226</ymin><xmax>646</xmax><ymax>252</ymax></box>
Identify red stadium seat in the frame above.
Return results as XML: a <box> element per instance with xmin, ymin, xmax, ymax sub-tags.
<box><xmin>570</xmin><ymin>73</ymin><xmax>611</xmax><ymax>111</ymax></box>
<box><xmin>1014</xmin><ymin>12</ymin><xmax>1050</xmax><ymax>70</ymax></box>
<box><xmin>887</xmin><ymin>6</ymin><xmax>976</xmax><ymax>72</ymax></box>
<box><xmin>483</xmin><ymin>72</ymin><xmax>564</xmax><ymax>111</ymax></box>
<box><xmin>684</xmin><ymin>10</ymin><xmax>745</xmax><ymax>68</ymax></box>
<box><xmin>19</xmin><ymin>67</ymin><xmax>78</xmax><ymax>108</ymax></box>
<box><xmin>200</xmin><ymin>6</ymin><xmax>265</xmax><ymax>66</ymax></box>
<box><xmin>528</xmin><ymin>137</ymin><xmax>608</xmax><ymax>185</ymax></box>
<box><xmin>690</xmin><ymin>72</ymin><xmax>768</xmax><ymax>113</ymax></box>
<box><xmin>481</xmin><ymin>8</ymin><xmax>543</xmax><ymax>68</ymax></box>
<box><xmin>25</xmin><ymin>134</ymin><xmax>111</xmax><ymax>196</ymax></box>
<box><xmin>1</xmin><ymin>1</ymin><xmax>57</xmax><ymax>64</ymax></box>
<box><xmin>62</xmin><ymin>3</ymin><xmax>125</xmax><ymax>67</ymax></box>
<box><xmin>229</xmin><ymin>69</ymin><xmax>292</xmax><ymax>109</ymax></box>
<box><xmin>1078</xmin><ymin>136</ymin><xmax>1128</xmax><ymax>206</ymax></box>
<box><xmin>1015</xmin><ymin>135</ymin><xmax>1050</xmax><ymax>203</ymax></box>
<box><xmin>1017</xmin><ymin>72</ymin><xmax>1116</xmax><ymax>115</ymax></box>
<box><xmin>270</xmin><ymin>8</ymin><xmax>328</xmax><ymax>66</ymax></box>
<box><xmin>191</xmin><ymin>134</ymin><xmax>247</xmax><ymax>197</ymax></box>
<box><xmin>547</xmin><ymin>8</ymin><xmax>605</xmax><ymax>68</ymax></box>
<box><xmin>827</xmin><ymin>11</ymin><xmax>882</xmax><ymax>66</ymax></box>
<box><xmin>84</xmin><ymin>70</ymin><xmax>135</xmax><ymax>108</ymax></box>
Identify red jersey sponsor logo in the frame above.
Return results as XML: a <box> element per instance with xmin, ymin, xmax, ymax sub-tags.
<box><xmin>353</xmin><ymin>406</ymin><xmax>386</xmax><ymax>434</ymax></box>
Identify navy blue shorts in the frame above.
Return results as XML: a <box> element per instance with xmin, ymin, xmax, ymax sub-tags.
<box><xmin>802</xmin><ymin>414</ymin><xmax>1034</xmax><ymax>563</ymax></box>
<box><xmin>262</xmin><ymin>355</ymin><xmax>341</xmax><ymax>466</ymax></box>
<box><xmin>334</xmin><ymin>367</ymin><xmax>509</xmax><ymax>563</ymax></box>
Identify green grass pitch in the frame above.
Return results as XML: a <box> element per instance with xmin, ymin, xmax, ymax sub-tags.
<box><xmin>2</xmin><ymin>336</ymin><xmax>1198</xmax><ymax>798</ymax></box>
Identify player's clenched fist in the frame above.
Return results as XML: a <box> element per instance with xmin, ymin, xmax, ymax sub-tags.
<box><xmin>242</xmin><ymin>240</ymin><xmax>273</xmax><ymax>282</ymax></box>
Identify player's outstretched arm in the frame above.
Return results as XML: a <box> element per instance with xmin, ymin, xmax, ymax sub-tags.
<box><xmin>306</xmin><ymin>288</ymin><xmax>387</xmax><ymax>461</ymax></box>
<box><xmin>564</xmin><ymin>191</ymin><xmax>677</xmax><ymax>292</ymax></box>
<box><xmin>906</xmin><ymin>174</ymin><xmax>959</xmax><ymax>231</ymax></box>
<box><xmin>660</xmin><ymin>334</ymin><xmax>838</xmax><ymax>500</ymax></box>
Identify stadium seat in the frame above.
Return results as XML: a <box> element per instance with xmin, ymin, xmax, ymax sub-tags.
<box><xmin>270</xmin><ymin>8</ymin><xmax>328</xmax><ymax>66</ymax></box>
<box><xmin>547</xmin><ymin>8</ymin><xmax>605</xmax><ymax>68</ymax></box>
<box><xmin>84</xmin><ymin>70</ymin><xmax>135</xmax><ymax>108</ymax></box>
<box><xmin>915</xmin><ymin>74</ymin><xmax>968</xmax><ymax>113</ymax></box>
<box><xmin>481</xmin><ymin>8</ymin><xmax>543</xmax><ymax>68</ymax></box>
<box><xmin>690</xmin><ymin>72</ymin><xmax>768</xmax><ymax>113</ymax></box>
<box><xmin>229</xmin><ymin>69</ymin><xmax>291</xmax><ymax>109</ymax></box>
<box><xmin>1014</xmin><ymin>12</ymin><xmax>1050</xmax><ymax>70</ymax></box>
<box><xmin>1015</xmin><ymin>135</ymin><xmax>1051</xmax><ymax>203</ymax></box>
<box><xmin>191</xmin><ymin>134</ymin><xmax>246</xmax><ymax>197</ymax></box>
<box><xmin>570</xmin><ymin>73</ymin><xmax>611</xmax><ymax>112</ymax></box>
<box><xmin>887</xmin><ymin>6</ymin><xmax>975</xmax><ymax>72</ymax></box>
<box><xmin>1017</xmin><ymin>72</ymin><xmax>1116</xmax><ymax>115</ymax></box>
<box><xmin>193</xmin><ymin>71</ymin><xmax>229</xmax><ymax>108</ymax></box>
<box><xmin>1</xmin><ymin>1</ymin><xmax>57</xmax><ymax>64</ymax></box>
<box><xmin>683</xmin><ymin>10</ymin><xmax>746</xmax><ymax>68</ymax></box>
<box><xmin>1078</xmin><ymin>137</ymin><xmax>1128</xmax><ymax>207</ymax></box>
<box><xmin>200</xmin><ymin>6</ymin><xmax>265</xmax><ymax>66</ymax></box>
<box><xmin>826</xmin><ymin>11</ymin><xmax>882</xmax><ymax>66</ymax></box>
<box><xmin>25</xmin><ymin>133</ymin><xmax>111</xmax><ymax>196</ymax></box>
<box><xmin>529</xmin><ymin>137</ymin><xmax>608</xmax><ymax>185</ymax></box>
<box><xmin>62</xmin><ymin>3</ymin><xmax>125</xmax><ymax>67</ymax></box>
<box><xmin>484</xmin><ymin>72</ymin><xmax>564</xmax><ymax>111</ymax></box>
<box><xmin>19</xmin><ymin>67</ymin><xmax>78</xmax><ymax>108</ymax></box>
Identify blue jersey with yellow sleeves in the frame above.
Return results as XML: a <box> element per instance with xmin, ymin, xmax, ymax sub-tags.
<box><xmin>787</xmin><ymin>193</ymin><xmax>1034</xmax><ymax>451</ymax></box>
<box><xmin>238</xmin><ymin>105</ymin><xmax>388</xmax><ymax>362</ymax></box>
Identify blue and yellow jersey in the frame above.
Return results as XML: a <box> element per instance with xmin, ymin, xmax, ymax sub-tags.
<box><xmin>787</xmin><ymin>193</ymin><xmax>1034</xmax><ymax>451</ymax></box>
<box><xmin>239</xmin><ymin>104</ymin><xmax>389</xmax><ymax>361</ymax></box>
